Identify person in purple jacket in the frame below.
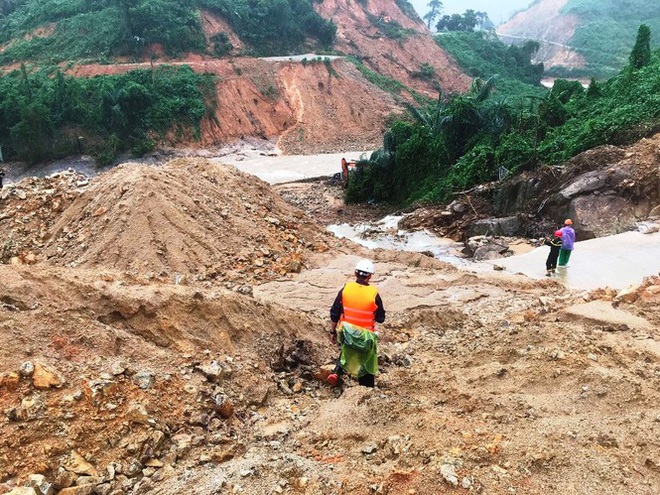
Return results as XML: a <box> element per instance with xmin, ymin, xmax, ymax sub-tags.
<box><xmin>558</xmin><ymin>219</ymin><xmax>576</xmax><ymax>267</ymax></box>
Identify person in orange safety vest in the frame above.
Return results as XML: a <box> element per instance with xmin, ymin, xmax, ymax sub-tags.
<box><xmin>327</xmin><ymin>259</ymin><xmax>386</xmax><ymax>388</ymax></box>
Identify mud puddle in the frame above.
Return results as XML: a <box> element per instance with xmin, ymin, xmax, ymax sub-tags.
<box><xmin>489</xmin><ymin>230</ymin><xmax>660</xmax><ymax>290</ymax></box>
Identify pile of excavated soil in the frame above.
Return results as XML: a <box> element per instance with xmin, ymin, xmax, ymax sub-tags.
<box><xmin>0</xmin><ymin>263</ymin><xmax>329</xmax><ymax>484</ymax></box>
<box><xmin>40</xmin><ymin>158</ymin><xmax>333</xmax><ymax>284</ymax></box>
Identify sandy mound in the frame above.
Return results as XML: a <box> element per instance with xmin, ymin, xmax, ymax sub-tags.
<box><xmin>42</xmin><ymin>158</ymin><xmax>332</xmax><ymax>284</ymax></box>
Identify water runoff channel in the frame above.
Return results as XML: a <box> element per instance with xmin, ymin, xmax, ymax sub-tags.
<box><xmin>217</xmin><ymin>148</ymin><xmax>469</xmax><ymax>265</ymax></box>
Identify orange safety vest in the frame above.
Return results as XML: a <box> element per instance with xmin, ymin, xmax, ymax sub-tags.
<box><xmin>340</xmin><ymin>281</ymin><xmax>378</xmax><ymax>331</ymax></box>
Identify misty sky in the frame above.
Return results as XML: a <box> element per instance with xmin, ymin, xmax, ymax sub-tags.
<box><xmin>409</xmin><ymin>0</ymin><xmax>533</xmax><ymax>25</ymax></box>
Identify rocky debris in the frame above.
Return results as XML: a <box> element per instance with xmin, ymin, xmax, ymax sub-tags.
<box><xmin>463</xmin><ymin>235</ymin><xmax>514</xmax><ymax>261</ymax></box>
<box><xmin>466</xmin><ymin>216</ymin><xmax>522</xmax><ymax>237</ymax></box>
<box><xmin>31</xmin><ymin>363</ymin><xmax>65</xmax><ymax>390</ymax></box>
<box><xmin>398</xmin><ymin>198</ymin><xmax>492</xmax><ymax>241</ymax></box>
<box><xmin>0</xmin><ymin>170</ymin><xmax>88</xmax><ymax>264</ymax></box>
<box><xmin>637</xmin><ymin>220</ymin><xmax>660</xmax><ymax>234</ymax></box>
<box><xmin>396</xmin><ymin>133</ymin><xmax>660</xmax><ymax>243</ymax></box>
<box><xmin>2</xmin><ymin>141</ymin><xmax>660</xmax><ymax>495</ymax></box>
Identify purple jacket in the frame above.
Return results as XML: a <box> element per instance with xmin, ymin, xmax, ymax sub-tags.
<box><xmin>560</xmin><ymin>226</ymin><xmax>575</xmax><ymax>250</ymax></box>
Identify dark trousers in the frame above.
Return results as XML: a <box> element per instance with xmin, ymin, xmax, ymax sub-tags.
<box><xmin>546</xmin><ymin>249</ymin><xmax>560</xmax><ymax>270</ymax></box>
<box><xmin>333</xmin><ymin>358</ymin><xmax>375</xmax><ymax>388</ymax></box>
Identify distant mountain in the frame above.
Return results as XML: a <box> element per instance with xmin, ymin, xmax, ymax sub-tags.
<box><xmin>497</xmin><ymin>0</ymin><xmax>660</xmax><ymax>76</ymax></box>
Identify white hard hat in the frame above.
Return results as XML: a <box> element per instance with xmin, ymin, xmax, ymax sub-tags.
<box><xmin>355</xmin><ymin>259</ymin><xmax>375</xmax><ymax>276</ymax></box>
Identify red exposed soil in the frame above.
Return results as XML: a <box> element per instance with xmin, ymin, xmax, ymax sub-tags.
<box><xmin>14</xmin><ymin>0</ymin><xmax>471</xmax><ymax>155</ymax></box>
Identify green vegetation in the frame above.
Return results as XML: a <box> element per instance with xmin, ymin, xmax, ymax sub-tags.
<box><xmin>200</xmin><ymin>0</ymin><xmax>336</xmax><ymax>56</ymax></box>
<box><xmin>0</xmin><ymin>0</ymin><xmax>336</xmax><ymax>63</ymax></box>
<box><xmin>423</xmin><ymin>0</ymin><xmax>443</xmax><ymax>29</ymax></box>
<box><xmin>367</xmin><ymin>13</ymin><xmax>417</xmax><ymax>41</ymax></box>
<box><xmin>560</xmin><ymin>0</ymin><xmax>660</xmax><ymax>76</ymax></box>
<box><xmin>435</xmin><ymin>10</ymin><xmax>488</xmax><ymax>32</ymax></box>
<box><xmin>348</xmin><ymin>31</ymin><xmax>660</xmax><ymax>206</ymax></box>
<box><xmin>0</xmin><ymin>65</ymin><xmax>216</xmax><ymax>164</ymax></box>
<box><xmin>393</xmin><ymin>0</ymin><xmax>418</xmax><ymax>21</ymax></box>
<box><xmin>411</xmin><ymin>63</ymin><xmax>436</xmax><ymax>81</ymax></box>
<box><xmin>347</xmin><ymin>56</ymin><xmax>428</xmax><ymax>105</ymax></box>
<box><xmin>629</xmin><ymin>24</ymin><xmax>652</xmax><ymax>70</ymax></box>
<box><xmin>434</xmin><ymin>31</ymin><xmax>545</xmax><ymax>98</ymax></box>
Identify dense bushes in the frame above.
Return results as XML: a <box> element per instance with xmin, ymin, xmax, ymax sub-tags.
<box><xmin>0</xmin><ymin>0</ymin><xmax>336</xmax><ymax>63</ymax></box>
<box><xmin>435</xmin><ymin>31</ymin><xmax>545</xmax><ymax>90</ymax></box>
<box><xmin>0</xmin><ymin>65</ymin><xmax>216</xmax><ymax>164</ymax></box>
<box><xmin>199</xmin><ymin>0</ymin><xmax>336</xmax><ymax>56</ymax></box>
<box><xmin>349</xmin><ymin>29</ymin><xmax>660</xmax><ymax>206</ymax></box>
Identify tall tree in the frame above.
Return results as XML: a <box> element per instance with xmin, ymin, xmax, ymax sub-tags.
<box><xmin>435</xmin><ymin>10</ymin><xmax>481</xmax><ymax>32</ymax></box>
<box><xmin>629</xmin><ymin>24</ymin><xmax>651</xmax><ymax>70</ymax></box>
<box><xmin>423</xmin><ymin>0</ymin><xmax>443</xmax><ymax>29</ymax></box>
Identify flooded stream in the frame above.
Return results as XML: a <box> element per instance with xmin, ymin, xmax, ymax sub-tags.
<box><xmin>327</xmin><ymin>215</ymin><xmax>467</xmax><ymax>265</ymax></box>
<box><xmin>488</xmin><ymin>230</ymin><xmax>660</xmax><ymax>291</ymax></box>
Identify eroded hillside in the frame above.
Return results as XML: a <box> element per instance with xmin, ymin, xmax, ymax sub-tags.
<box><xmin>496</xmin><ymin>0</ymin><xmax>585</xmax><ymax>72</ymax></box>
<box><xmin>497</xmin><ymin>0</ymin><xmax>660</xmax><ymax>75</ymax></box>
<box><xmin>1</xmin><ymin>0</ymin><xmax>470</xmax><ymax>156</ymax></box>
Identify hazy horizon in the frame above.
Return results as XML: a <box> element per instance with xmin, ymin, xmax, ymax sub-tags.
<box><xmin>409</xmin><ymin>0</ymin><xmax>533</xmax><ymax>25</ymax></box>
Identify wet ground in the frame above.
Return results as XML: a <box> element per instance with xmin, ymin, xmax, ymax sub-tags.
<box><xmin>327</xmin><ymin>215</ymin><xmax>467</xmax><ymax>264</ymax></box>
<box><xmin>214</xmin><ymin>150</ymin><xmax>370</xmax><ymax>184</ymax></box>
<box><xmin>487</xmin><ymin>230</ymin><xmax>660</xmax><ymax>291</ymax></box>
<box><xmin>4</xmin><ymin>147</ymin><xmax>658</xmax><ymax>293</ymax></box>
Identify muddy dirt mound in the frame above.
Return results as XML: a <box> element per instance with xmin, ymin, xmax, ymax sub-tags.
<box><xmin>0</xmin><ymin>263</ymin><xmax>328</xmax><ymax>483</ymax></box>
<box><xmin>40</xmin><ymin>158</ymin><xmax>332</xmax><ymax>284</ymax></box>
<box><xmin>0</xmin><ymin>264</ymin><xmax>326</xmax><ymax>370</ymax></box>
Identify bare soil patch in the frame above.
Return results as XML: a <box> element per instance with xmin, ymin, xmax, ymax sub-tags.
<box><xmin>1</xmin><ymin>156</ymin><xmax>659</xmax><ymax>495</ymax></box>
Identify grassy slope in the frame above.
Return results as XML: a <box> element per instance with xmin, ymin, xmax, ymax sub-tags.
<box><xmin>561</xmin><ymin>0</ymin><xmax>660</xmax><ymax>76</ymax></box>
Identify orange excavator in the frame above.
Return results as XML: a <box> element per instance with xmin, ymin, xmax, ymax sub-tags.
<box><xmin>340</xmin><ymin>157</ymin><xmax>358</xmax><ymax>188</ymax></box>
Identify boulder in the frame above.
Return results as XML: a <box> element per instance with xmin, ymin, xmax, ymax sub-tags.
<box><xmin>63</xmin><ymin>451</ymin><xmax>98</xmax><ymax>477</ymax></box>
<box><xmin>56</xmin><ymin>486</ymin><xmax>94</xmax><ymax>495</ymax></box>
<box><xmin>493</xmin><ymin>177</ymin><xmax>543</xmax><ymax>216</ymax></box>
<box><xmin>27</xmin><ymin>474</ymin><xmax>55</xmax><ymax>495</ymax></box>
<box><xmin>556</xmin><ymin>169</ymin><xmax>610</xmax><ymax>200</ymax></box>
<box><xmin>0</xmin><ymin>372</ymin><xmax>20</xmax><ymax>391</ymax></box>
<box><xmin>32</xmin><ymin>363</ymin><xmax>65</xmax><ymax>390</ymax></box>
<box><xmin>3</xmin><ymin>488</ymin><xmax>38</xmax><ymax>495</ymax></box>
<box><xmin>570</xmin><ymin>195</ymin><xmax>638</xmax><ymax>239</ymax></box>
<box><xmin>466</xmin><ymin>217</ymin><xmax>521</xmax><ymax>237</ymax></box>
